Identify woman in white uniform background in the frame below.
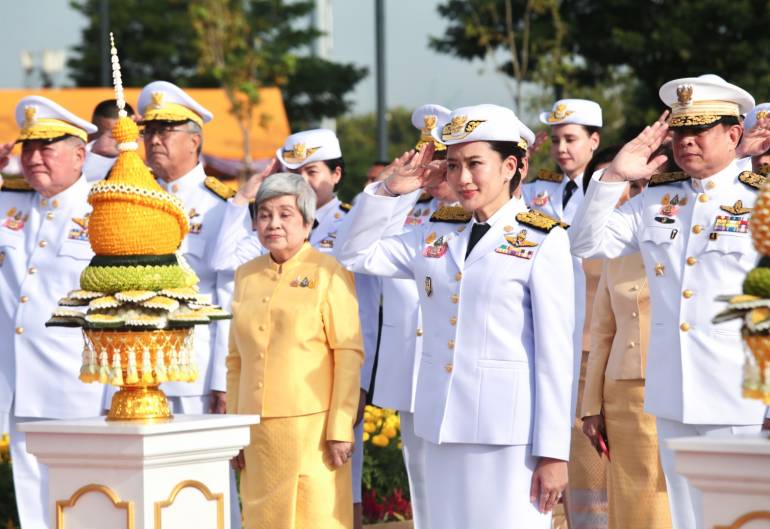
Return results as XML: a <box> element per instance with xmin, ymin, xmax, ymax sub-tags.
<box><xmin>523</xmin><ymin>99</ymin><xmax>607</xmax><ymax>528</ymax></box>
<box><xmin>336</xmin><ymin>104</ymin><xmax>575</xmax><ymax>528</ymax></box>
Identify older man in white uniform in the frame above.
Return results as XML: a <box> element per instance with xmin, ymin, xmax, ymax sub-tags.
<box><xmin>569</xmin><ymin>74</ymin><xmax>767</xmax><ymax>529</ymax></box>
<box><xmin>137</xmin><ymin>80</ymin><xmax>241</xmax><ymax>529</ymax></box>
<box><xmin>0</xmin><ymin>96</ymin><xmax>104</xmax><ymax>528</ymax></box>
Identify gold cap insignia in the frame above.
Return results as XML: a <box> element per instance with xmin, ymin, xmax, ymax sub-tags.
<box><xmin>282</xmin><ymin>142</ymin><xmax>320</xmax><ymax>164</ymax></box>
<box><xmin>546</xmin><ymin>103</ymin><xmax>575</xmax><ymax>123</ymax></box>
<box><xmin>23</xmin><ymin>106</ymin><xmax>37</xmax><ymax>128</ymax></box>
<box><xmin>756</xmin><ymin>110</ymin><xmax>770</xmax><ymax>121</ymax></box>
<box><xmin>150</xmin><ymin>91</ymin><xmax>165</xmax><ymax>109</ymax></box>
<box><xmin>441</xmin><ymin>115</ymin><xmax>486</xmax><ymax>142</ymax></box>
<box><xmin>677</xmin><ymin>85</ymin><xmax>693</xmax><ymax>107</ymax></box>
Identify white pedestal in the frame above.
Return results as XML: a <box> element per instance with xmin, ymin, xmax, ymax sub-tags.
<box><xmin>19</xmin><ymin>414</ymin><xmax>259</xmax><ymax>529</ymax></box>
<box><xmin>668</xmin><ymin>433</ymin><xmax>770</xmax><ymax>529</ymax></box>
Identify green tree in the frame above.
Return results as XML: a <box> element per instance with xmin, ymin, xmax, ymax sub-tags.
<box><xmin>430</xmin><ymin>0</ymin><xmax>564</xmax><ymax>110</ymax></box>
<box><xmin>335</xmin><ymin>107</ymin><xmax>417</xmax><ymax>203</ymax></box>
<box><xmin>562</xmin><ymin>0</ymin><xmax>770</xmax><ymax>135</ymax></box>
<box><xmin>67</xmin><ymin>0</ymin><xmax>366</xmax><ymax>130</ymax></box>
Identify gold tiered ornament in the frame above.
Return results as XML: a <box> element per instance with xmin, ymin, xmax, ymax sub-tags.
<box><xmin>45</xmin><ymin>34</ymin><xmax>229</xmax><ymax>421</ymax></box>
<box><xmin>713</xmin><ymin>174</ymin><xmax>770</xmax><ymax>405</ymax></box>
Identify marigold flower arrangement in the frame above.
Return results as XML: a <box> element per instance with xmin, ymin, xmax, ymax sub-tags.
<box><xmin>361</xmin><ymin>405</ymin><xmax>412</xmax><ymax>524</ymax></box>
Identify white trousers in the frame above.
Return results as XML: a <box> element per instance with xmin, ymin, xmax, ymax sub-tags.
<box><xmin>399</xmin><ymin>412</ymin><xmax>429</xmax><ymax>529</ymax></box>
<box><xmin>9</xmin><ymin>415</ymin><xmax>49</xmax><ymax>529</ymax></box>
<box><xmin>352</xmin><ymin>421</ymin><xmax>363</xmax><ymax>503</ymax></box>
<box><xmin>168</xmin><ymin>395</ymin><xmax>243</xmax><ymax>529</ymax></box>
<box><xmin>656</xmin><ymin>417</ymin><xmax>761</xmax><ymax>529</ymax></box>
<box><xmin>423</xmin><ymin>441</ymin><xmax>550</xmax><ymax>529</ymax></box>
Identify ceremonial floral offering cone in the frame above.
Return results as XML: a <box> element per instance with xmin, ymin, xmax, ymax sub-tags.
<box><xmin>45</xmin><ymin>34</ymin><xmax>229</xmax><ymax>421</ymax></box>
<box><xmin>714</xmin><ymin>177</ymin><xmax>770</xmax><ymax>405</ymax></box>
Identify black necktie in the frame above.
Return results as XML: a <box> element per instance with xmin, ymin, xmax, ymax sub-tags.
<box><xmin>465</xmin><ymin>223</ymin><xmax>490</xmax><ymax>260</ymax></box>
<box><xmin>562</xmin><ymin>179</ymin><xmax>578</xmax><ymax>208</ymax></box>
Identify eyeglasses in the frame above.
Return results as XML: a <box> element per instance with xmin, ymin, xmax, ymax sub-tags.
<box><xmin>140</xmin><ymin>125</ymin><xmax>192</xmax><ymax>140</ymax></box>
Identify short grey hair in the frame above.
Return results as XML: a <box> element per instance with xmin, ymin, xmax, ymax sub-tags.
<box><xmin>184</xmin><ymin>120</ymin><xmax>203</xmax><ymax>156</ymax></box>
<box><xmin>255</xmin><ymin>172</ymin><xmax>316</xmax><ymax>225</ymax></box>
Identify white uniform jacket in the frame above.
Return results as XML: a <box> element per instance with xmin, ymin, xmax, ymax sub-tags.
<box><xmin>158</xmin><ymin>164</ymin><xmax>233</xmax><ymax>396</ymax></box>
<box><xmin>336</xmin><ymin>185</ymin><xmax>575</xmax><ymax>460</ymax></box>
<box><xmin>0</xmin><ymin>175</ymin><xmax>105</xmax><ymax>419</ymax></box>
<box><xmin>522</xmin><ymin>172</ymin><xmax>585</xmax><ymax>224</ymax></box>
<box><xmin>569</xmin><ymin>160</ymin><xmax>766</xmax><ymax>425</ymax></box>
<box><xmin>208</xmin><ymin>195</ymin><xmax>380</xmax><ymax>393</ymax></box>
<box><xmin>370</xmin><ymin>195</ymin><xmax>441</xmax><ymax>412</ymax></box>
<box><xmin>524</xmin><ymin>172</ymin><xmax>586</xmax><ymax>413</ymax></box>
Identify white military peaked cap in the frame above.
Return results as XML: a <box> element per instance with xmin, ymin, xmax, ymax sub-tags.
<box><xmin>539</xmin><ymin>99</ymin><xmax>602</xmax><ymax>127</ymax></box>
<box><xmin>432</xmin><ymin>104</ymin><xmax>521</xmax><ymax>146</ymax></box>
<box><xmin>659</xmin><ymin>74</ymin><xmax>754</xmax><ymax>128</ymax></box>
<box><xmin>516</xmin><ymin>116</ymin><xmax>535</xmax><ymax>150</ymax></box>
<box><xmin>15</xmin><ymin>95</ymin><xmax>97</xmax><ymax>143</ymax></box>
<box><xmin>138</xmin><ymin>80</ymin><xmax>213</xmax><ymax>126</ymax></box>
<box><xmin>745</xmin><ymin>102</ymin><xmax>770</xmax><ymax>132</ymax></box>
<box><xmin>276</xmin><ymin>128</ymin><xmax>342</xmax><ymax>169</ymax></box>
<box><xmin>412</xmin><ymin>103</ymin><xmax>451</xmax><ymax>152</ymax></box>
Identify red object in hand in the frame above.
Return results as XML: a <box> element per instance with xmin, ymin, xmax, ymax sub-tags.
<box><xmin>598</xmin><ymin>431</ymin><xmax>611</xmax><ymax>461</ymax></box>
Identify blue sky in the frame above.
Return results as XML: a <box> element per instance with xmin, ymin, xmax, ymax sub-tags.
<box><xmin>0</xmin><ymin>0</ymin><xmax>519</xmax><ymax>115</ymax></box>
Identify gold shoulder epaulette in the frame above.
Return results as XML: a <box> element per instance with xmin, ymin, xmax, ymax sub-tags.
<box><xmin>1</xmin><ymin>177</ymin><xmax>34</xmax><ymax>193</ymax></box>
<box><xmin>430</xmin><ymin>205</ymin><xmax>472</xmax><ymax>224</ymax></box>
<box><xmin>648</xmin><ymin>171</ymin><xmax>689</xmax><ymax>187</ymax></box>
<box><xmin>203</xmin><ymin>176</ymin><xmax>236</xmax><ymax>201</ymax></box>
<box><xmin>537</xmin><ymin>169</ymin><xmax>564</xmax><ymax>183</ymax></box>
<box><xmin>339</xmin><ymin>202</ymin><xmax>352</xmax><ymax>213</ymax></box>
<box><xmin>416</xmin><ymin>192</ymin><xmax>432</xmax><ymax>204</ymax></box>
<box><xmin>516</xmin><ymin>210</ymin><xmax>569</xmax><ymax>233</ymax></box>
<box><xmin>738</xmin><ymin>171</ymin><xmax>766</xmax><ymax>191</ymax></box>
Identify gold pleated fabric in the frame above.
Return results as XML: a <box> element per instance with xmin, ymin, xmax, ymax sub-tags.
<box><xmin>241</xmin><ymin>412</ymin><xmax>353</xmax><ymax>529</ymax></box>
<box><xmin>564</xmin><ymin>351</ymin><xmax>608</xmax><ymax>529</ymax></box>
<box><xmin>602</xmin><ymin>378</ymin><xmax>672</xmax><ymax>529</ymax></box>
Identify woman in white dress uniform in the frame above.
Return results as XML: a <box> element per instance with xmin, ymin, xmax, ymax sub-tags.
<box><xmin>336</xmin><ymin>104</ymin><xmax>575</xmax><ymax>529</ymax></box>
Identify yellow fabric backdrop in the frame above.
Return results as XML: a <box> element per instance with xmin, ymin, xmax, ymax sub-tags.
<box><xmin>0</xmin><ymin>87</ymin><xmax>289</xmax><ymax>161</ymax></box>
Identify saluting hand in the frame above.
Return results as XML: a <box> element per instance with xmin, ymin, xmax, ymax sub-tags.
<box><xmin>377</xmin><ymin>143</ymin><xmax>437</xmax><ymax>196</ymax></box>
<box><xmin>602</xmin><ymin>111</ymin><xmax>670</xmax><ymax>183</ymax></box>
<box><xmin>0</xmin><ymin>141</ymin><xmax>14</xmax><ymax>174</ymax></box>
<box><xmin>737</xmin><ymin>114</ymin><xmax>770</xmax><ymax>158</ymax></box>
<box><xmin>530</xmin><ymin>457</ymin><xmax>568</xmax><ymax>514</ymax></box>
<box><xmin>233</xmin><ymin>157</ymin><xmax>281</xmax><ymax>206</ymax></box>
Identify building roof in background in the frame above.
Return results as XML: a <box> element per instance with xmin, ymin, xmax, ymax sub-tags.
<box><xmin>0</xmin><ymin>87</ymin><xmax>289</xmax><ymax>161</ymax></box>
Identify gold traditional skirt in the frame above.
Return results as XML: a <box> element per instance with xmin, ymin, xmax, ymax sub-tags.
<box><xmin>602</xmin><ymin>378</ymin><xmax>672</xmax><ymax>529</ymax></box>
<box><xmin>241</xmin><ymin>411</ymin><xmax>353</xmax><ymax>529</ymax></box>
<box><xmin>565</xmin><ymin>351</ymin><xmax>608</xmax><ymax>529</ymax></box>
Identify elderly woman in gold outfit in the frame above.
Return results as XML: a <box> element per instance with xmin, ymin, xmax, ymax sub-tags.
<box><xmin>227</xmin><ymin>172</ymin><xmax>363</xmax><ymax>529</ymax></box>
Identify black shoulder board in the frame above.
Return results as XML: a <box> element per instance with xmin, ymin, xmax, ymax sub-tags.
<box><xmin>416</xmin><ymin>192</ymin><xmax>432</xmax><ymax>204</ymax></box>
<box><xmin>1</xmin><ymin>177</ymin><xmax>34</xmax><ymax>193</ymax></box>
<box><xmin>516</xmin><ymin>209</ymin><xmax>569</xmax><ymax>233</ymax></box>
<box><xmin>537</xmin><ymin>169</ymin><xmax>564</xmax><ymax>183</ymax></box>
<box><xmin>204</xmin><ymin>176</ymin><xmax>236</xmax><ymax>201</ymax></box>
<box><xmin>648</xmin><ymin>171</ymin><xmax>689</xmax><ymax>187</ymax></box>
<box><xmin>339</xmin><ymin>202</ymin><xmax>352</xmax><ymax>213</ymax></box>
<box><xmin>429</xmin><ymin>205</ymin><xmax>472</xmax><ymax>224</ymax></box>
<box><xmin>738</xmin><ymin>171</ymin><xmax>766</xmax><ymax>191</ymax></box>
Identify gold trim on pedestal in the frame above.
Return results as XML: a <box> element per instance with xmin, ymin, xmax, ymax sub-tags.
<box><xmin>107</xmin><ymin>384</ymin><xmax>172</xmax><ymax>421</ymax></box>
<box><xmin>56</xmin><ymin>483</ymin><xmax>135</xmax><ymax>529</ymax></box>
<box><xmin>714</xmin><ymin>511</ymin><xmax>770</xmax><ymax>528</ymax></box>
<box><xmin>154</xmin><ymin>480</ymin><xmax>224</xmax><ymax>529</ymax></box>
